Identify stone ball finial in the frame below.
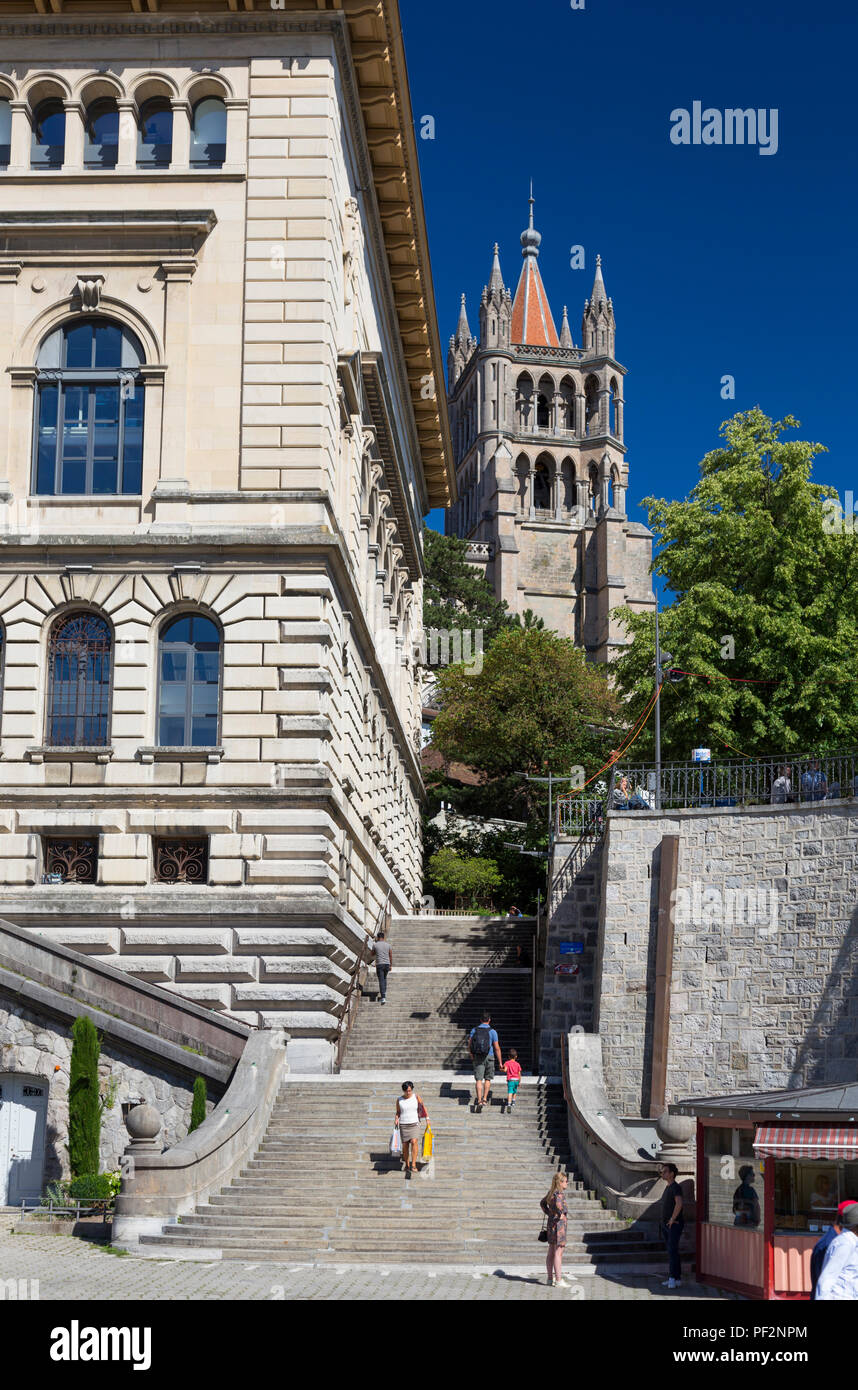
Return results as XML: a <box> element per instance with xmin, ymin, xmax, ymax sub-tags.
<box><xmin>125</xmin><ymin>1102</ymin><xmax>162</xmax><ymax>1143</ymax></box>
<box><xmin>656</xmin><ymin>1110</ymin><xmax>696</xmax><ymax>1169</ymax></box>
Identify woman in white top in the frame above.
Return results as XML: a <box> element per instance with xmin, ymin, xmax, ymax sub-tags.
<box><xmin>395</xmin><ymin>1080</ymin><xmax>429</xmax><ymax>1179</ymax></box>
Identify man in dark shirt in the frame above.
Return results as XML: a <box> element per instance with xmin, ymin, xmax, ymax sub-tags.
<box><xmin>659</xmin><ymin>1161</ymin><xmax>684</xmax><ymax>1289</ymax></box>
<box><xmin>811</xmin><ymin>1199</ymin><xmax>857</xmax><ymax>1298</ymax></box>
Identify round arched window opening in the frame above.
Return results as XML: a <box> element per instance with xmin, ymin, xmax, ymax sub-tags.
<box><xmin>190</xmin><ymin>97</ymin><xmax>226</xmax><ymax>168</ymax></box>
<box><xmin>31</xmin><ymin>99</ymin><xmax>65</xmax><ymax>169</ymax></box>
<box><xmin>33</xmin><ymin>318</ymin><xmax>145</xmax><ymax>496</ymax></box>
<box><xmin>84</xmin><ymin>99</ymin><xmax>119</xmax><ymax>169</ymax></box>
<box><xmin>137</xmin><ymin>97</ymin><xmax>173</xmax><ymax>168</ymax></box>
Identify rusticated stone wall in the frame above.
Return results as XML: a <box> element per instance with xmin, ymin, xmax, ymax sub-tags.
<box><xmin>552</xmin><ymin>800</ymin><xmax>858</xmax><ymax>1117</ymax></box>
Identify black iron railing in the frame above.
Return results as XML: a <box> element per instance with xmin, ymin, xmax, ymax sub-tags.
<box><xmin>556</xmin><ymin>747</ymin><xmax>858</xmax><ymax>829</ymax></box>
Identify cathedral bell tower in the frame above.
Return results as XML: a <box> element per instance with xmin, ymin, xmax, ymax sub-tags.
<box><xmin>445</xmin><ymin>194</ymin><xmax>654</xmax><ymax>660</ymax></box>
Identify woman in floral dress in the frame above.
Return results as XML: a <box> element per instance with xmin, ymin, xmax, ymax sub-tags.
<box><xmin>540</xmin><ymin>1172</ymin><xmax>570</xmax><ymax>1287</ymax></box>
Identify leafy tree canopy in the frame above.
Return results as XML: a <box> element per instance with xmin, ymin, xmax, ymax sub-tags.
<box><xmin>614</xmin><ymin>409</ymin><xmax>858</xmax><ymax>760</ymax></box>
<box><xmin>430</xmin><ymin>625</ymin><xmax>621</xmax><ymax>821</ymax></box>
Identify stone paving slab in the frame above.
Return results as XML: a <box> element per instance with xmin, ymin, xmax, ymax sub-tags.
<box><xmin>0</xmin><ymin>1228</ymin><xmax>736</xmax><ymax>1301</ymax></box>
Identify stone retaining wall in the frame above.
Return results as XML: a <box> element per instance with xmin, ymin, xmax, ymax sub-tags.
<box><xmin>553</xmin><ymin>801</ymin><xmax>858</xmax><ymax>1117</ymax></box>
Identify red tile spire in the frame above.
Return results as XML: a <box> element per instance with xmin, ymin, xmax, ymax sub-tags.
<box><xmin>510</xmin><ymin>189</ymin><xmax>560</xmax><ymax>348</ymax></box>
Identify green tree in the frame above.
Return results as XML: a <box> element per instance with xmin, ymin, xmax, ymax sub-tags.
<box><xmin>429</xmin><ymin>625</ymin><xmax>622</xmax><ymax>823</ymax></box>
<box><xmin>68</xmin><ymin>1016</ymin><xmax>101</xmax><ymax>1178</ymax></box>
<box><xmin>423</xmin><ymin>526</ymin><xmax>515</xmax><ymax>646</ymax></box>
<box><xmin>423</xmin><ymin>821</ymin><xmax>546</xmax><ymax>914</ymax></box>
<box><xmin>614</xmin><ymin>409</ymin><xmax>858</xmax><ymax>759</ymax></box>
<box><xmin>426</xmin><ymin>846</ymin><xmax>503</xmax><ymax>910</ymax></box>
<box><xmin>188</xmin><ymin>1076</ymin><xmax>207</xmax><ymax>1135</ymax></box>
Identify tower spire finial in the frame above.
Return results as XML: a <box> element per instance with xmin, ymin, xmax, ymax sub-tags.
<box><xmin>521</xmin><ymin>183</ymin><xmax>541</xmax><ymax>259</ymax></box>
<box><xmin>455</xmin><ymin>292</ymin><xmax>471</xmax><ymax>343</ymax></box>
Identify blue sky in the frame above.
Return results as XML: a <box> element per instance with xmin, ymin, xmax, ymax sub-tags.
<box><xmin>402</xmin><ymin>0</ymin><xmax>858</xmax><ymax>576</ymax></box>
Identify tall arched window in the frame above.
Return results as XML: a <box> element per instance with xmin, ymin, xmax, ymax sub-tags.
<box><xmin>31</xmin><ymin>99</ymin><xmax>65</xmax><ymax>168</ymax></box>
<box><xmin>157</xmin><ymin>614</ymin><xmax>222</xmax><ymax>747</ymax></box>
<box><xmin>190</xmin><ymin>97</ymin><xmax>226</xmax><ymax>168</ymax></box>
<box><xmin>137</xmin><ymin>98</ymin><xmax>173</xmax><ymax>167</ymax></box>
<box><xmin>46</xmin><ymin>612</ymin><xmax>112</xmax><ymax>747</ymax></box>
<box><xmin>0</xmin><ymin>99</ymin><xmax>11</xmax><ymax>170</ymax></box>
<box><xmin>34</xmin><ymin>318</ymin><xmax>145</xmax><ymax>496</ymax></box>
<box><xmin>84</xmin><ymin>99</ymin><xmax>119</xmax><ymax>168</ymax></box>
<box><xmin>534</xmin><ymin>457</ymin><xmax>552</xmax><ymax>510</ymax></box>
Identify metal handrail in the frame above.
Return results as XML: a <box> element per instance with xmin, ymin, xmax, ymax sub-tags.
<box><xmin>334</xmin><ymin>889</ymin><xmax>390</xmax><ymax>1071</ymax></box>
<box><xmin>557</xmin><ymin>746</ymin><xmax>858</xmax><ymax>823</ymax></box>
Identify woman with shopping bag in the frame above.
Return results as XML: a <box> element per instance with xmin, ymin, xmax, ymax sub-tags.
<box><xmin>394</xmin><ymin>1080</ymin><xmax>430</xmax><ymax>1179</ymax></box>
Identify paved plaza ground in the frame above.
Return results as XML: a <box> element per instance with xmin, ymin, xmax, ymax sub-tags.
<box><xmin>0</xmin><ymin>1226</ymin><xmax>737</xmax><ymax>1301</ymax></box>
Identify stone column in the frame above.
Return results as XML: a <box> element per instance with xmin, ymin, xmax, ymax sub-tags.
<box><xmin>554</xmin><ymin>460</ymin><xmax>563</xmax><ymax>520</ymax></box>
<box><xmin>528</xmin><ymin>460</ymin><xmax>536</xmax><ymax>518</ymax></box>
<box><xmin>576</xmin><ymin>478</ymin><xmax>589</xmax><ymax>519</ymax></box>
<box><xmin>116</xmin><ymin>98</ymin><xmax>137</xmax><ymax>169</ymax></box>
<box><xmin>598</xmin><ymin>387</ymin><xmax>610</xmax><ymax>437</ymax></box>
<box><xmin>225</xmin><ymin>98</ymin><xmax>247</xmax><ymax>165</ymax></box>
<box><xmin>62</xmin><ymin>100</ymin><xmax>85</xmax><ymax>172</ymax></box>
<box><xmin>158</xmin><ymin>260</ymin><xmax>196</xmax><ymax>482</ymax></box>
<box><xmin>576</xmin><ymin>391</ymin><xmax>586</xmax><ymax>439</ymax></box>
<box><xmin>9</xmin><ymin>100</ymin><xmax>31</xmax><ymax>171</ymax></box>
<box><xmin>615</xmin><ymin>393</ymin><xmax>624</xmax><ymax>441</ymax></box>
<box><xmin>614</xmin><ymin>481</ymin><xmax>627</xmax><ymax>516</ymax></box>
<box><xmin>171</xmin><ymin>100</ymin><xmax>191</xmax><ymax>170</ymax></box>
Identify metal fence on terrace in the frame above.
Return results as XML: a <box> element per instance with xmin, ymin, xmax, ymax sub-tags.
<box><xmin>555</xmin><ymin>747</ymin><xmax>858</xmax><ymax>835</ymax></box>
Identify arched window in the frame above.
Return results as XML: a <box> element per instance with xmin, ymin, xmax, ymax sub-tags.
<box><xmin>588</xmin><ymin>463</ymin><xmax>599</xmax><ymax>515</ymax></box>
<box><xmin>584</xmin><ymin>376</ymin><xmax>600</xmax><ymax>438</ymax></box>
<box><xmin>0</xmin><ymin>623</ymin><xmax>4</xmax><ymax>726</ymax></box>
<box><xmin>34</xmin><ymin>318</ymin><xmax>145</xmax><ymax>496</ymax></box>
<box><xmin>190</xmin><ymin>97</ymin><xmax>226</xmax><ymax>168</ymax></box>
<box><xmin>46</xmin><ymin>612</ymin><xmax>112</xmax><ymax>747</ymax></box>
<box><xmin>157</xmin><ymin>614</ymin><xmax>222</xmax><ymax>747</ymax></box>
<box><xmin>534</xmin><ymin>458</ymin><xmax>552</xmax><ymax>510</ymax></box>
<box><xmin>559</xmin><ymin>376</ymin><xmax>576</xmax><ymax>432</ymax></box>
<box><xmin>0</xmin><ymin>99</ymin><xmax>10</xmax><ymax>169</ymax></box>
<box><xmin>31</xmin><ymin>99</ymin><xmax>65</xmax><ymax>168</ymax></box>
<box><xmin>84</xmin><ymin>99</ymin><xmax>119</xmax><ymax>168</ymax></box>
<box><xmin>515</xmin><ymin>374</ymin><xmax>533</xmax><ymax>431</ymax></box>
<box><xmin>137</xmin><ymin>98</ymin><xmax>173</xmax><ymax>168</ymax></box>
<box><xmin>537</xmin><ymin>375</ymin><xmax>554</xmax><ymax>430</ymax></box>
<box><xmin>515</xmin><ymin>455</ymin><xmax>529</xmax><ymax>513</ymax></box>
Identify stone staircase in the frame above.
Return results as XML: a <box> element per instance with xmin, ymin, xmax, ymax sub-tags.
<box><xmin>343</xmin><ymin>915</ymin><xmax>535</xmax><ymax>1070</ymax></box>
<box><xmin>140</xmin><ymin>1079</ymin><xmax>662</xmax><ymax>1266</ymax></box>
<box><xmin>139</xmin><ymin>915</ymin><xmax>665</xmax><ymax>1269</ymax></box>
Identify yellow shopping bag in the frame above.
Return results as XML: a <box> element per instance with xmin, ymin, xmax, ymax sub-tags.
<box><xmin>422</xmin><ymin>1124</ymin><xmax>433</xmax><ymax>1160</ymax></box>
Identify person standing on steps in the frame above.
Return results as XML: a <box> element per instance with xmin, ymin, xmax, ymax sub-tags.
<box><xmin>659</xmin><ymin>1161</ymin><xmax>684</xmax><ymax>1289</ymax></box>
<box><xmin>394</xmin><ymin>1081</ymin><xmax>428</xmax><ymax>1180</ymax></box>
<box><xmin>502</xmin><ymin>1049</ymin><xmax>522</xmax><ymax>1113</ymax></box>
<box><xmin>370</xmin><ymin>930</ymin><xmax>392</xmax><ymax>1005</ymax></box>
<box><xmin>468</xmin><ymin>1011</ymin><xmax>502</xmax><ymax>1111</ymax></box>
<box><xmin>540</xmin><ymin>1171</ymin><xmax>570</xmax><ymax>1287</ymax></box>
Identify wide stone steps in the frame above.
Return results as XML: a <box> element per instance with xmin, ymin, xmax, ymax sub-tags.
<box><xmin>142</xmin><ymin>1079</ymin><xmax>656</xmax><ymax>1266</ymax></box>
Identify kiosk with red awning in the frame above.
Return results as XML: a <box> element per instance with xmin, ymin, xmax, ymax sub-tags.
<box><xmin>671</xmin><ymin>1083</ymin><xmax>858</xmax><ymax>1300</ymax></box>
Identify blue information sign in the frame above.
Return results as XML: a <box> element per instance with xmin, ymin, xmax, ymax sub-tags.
<box><xmin>559</xmin><ymin>942</ymin><xmax>583</xmax><ymax>955</ymax></box>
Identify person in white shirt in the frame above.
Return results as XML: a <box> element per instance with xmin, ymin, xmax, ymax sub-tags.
<box><xmin>816</xmin><ymin>1204</ymin><xmax>858</xmax><ymax>1300</ymax></box>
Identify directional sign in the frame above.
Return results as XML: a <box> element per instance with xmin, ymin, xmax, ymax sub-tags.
<box><xmin>559</xmin><ymin>942</ymin><xmax>584</xmax><ymax>955</ymax></box>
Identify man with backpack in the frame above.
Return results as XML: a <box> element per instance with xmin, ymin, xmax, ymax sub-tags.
<box><xmin>468</xmin><ymin>1012</ymin><xmax>503</xmax><ymax>1112</ymax></box>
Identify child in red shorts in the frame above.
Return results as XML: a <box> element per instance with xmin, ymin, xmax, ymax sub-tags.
<box><xmin>502</xmin><ymin>1049</ymin><xmax>522</xmax><ymax>1113</ymax></box>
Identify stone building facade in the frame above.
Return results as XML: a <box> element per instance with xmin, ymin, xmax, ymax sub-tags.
<box><xmin>446</xmin><ymin>198</ymin><xmax>653</xmax><ymax>655</ymax></box>
<box><xmin>0</xmin><ymin>1</ymin><xmax>453</xmax><ymax>1069</ymax></box>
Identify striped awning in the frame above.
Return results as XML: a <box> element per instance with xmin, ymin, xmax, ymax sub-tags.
<box><xmin>753</xmin><ymin>1126</ymin><xmax>858</xmax><ymax>1160</ymax></box>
